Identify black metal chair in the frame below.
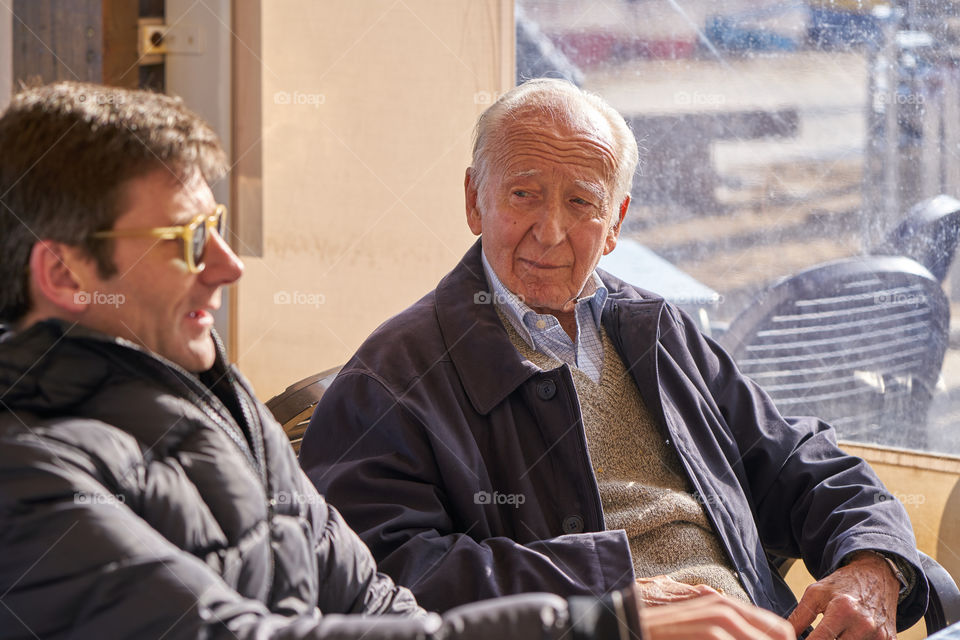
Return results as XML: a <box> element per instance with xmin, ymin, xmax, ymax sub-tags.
<box><xmin>874</xmin><ymin>194</ymin><xmax>960</xmax><ymax>282</ymax></box>
<box><xmin>925</xmin><ymin>550</ymin><xmax>960</xmax><ymax>633</ymax></box>
<box><xmin>265</xmin><ymin>365</ymin><xmax>341</xmax><ymax>455</ymax></box>
<box><xmin>717</xmin><ymin>255</ymin><xmax>950</xmax><ymax>449</ymax></box>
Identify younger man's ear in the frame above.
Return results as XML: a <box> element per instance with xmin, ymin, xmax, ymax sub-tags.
<box><xmin>27</xmin><ymin>240</ymin><xmax>94</xmax><ymax>315</ymax></box>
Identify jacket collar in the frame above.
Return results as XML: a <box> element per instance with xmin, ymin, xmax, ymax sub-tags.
<box><xmin>435</xmin><ymin>241</ymin><xmax>537</xmax><ymax>415</ymax></box>
<box><xmin>435</xmin><ymin>240</ymin><xmax>667</xmax><ymax>415</ymax></box>
<box><xmin>0</xmin><ymin>318</ymin><xmax>232</xmax><ymax>412</ymax></box>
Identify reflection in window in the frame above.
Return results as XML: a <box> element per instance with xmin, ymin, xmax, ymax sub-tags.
<box><xmin>518</xmin><ymin>0</ymin><xmax>960</xmax><ymax>455</ymax></box>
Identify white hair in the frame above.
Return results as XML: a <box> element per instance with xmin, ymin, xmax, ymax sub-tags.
<box><xmin>470</xmin><ymin>78</ymin><xmax>639</xmax><ymax>214</ymax></box>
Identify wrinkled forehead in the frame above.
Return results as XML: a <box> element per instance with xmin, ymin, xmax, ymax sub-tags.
<box><xmin>491</xmin><ymin>106</ymin><xmax>619</xmax><ymax>187</ymax></box>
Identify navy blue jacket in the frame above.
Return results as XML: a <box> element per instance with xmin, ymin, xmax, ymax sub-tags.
<box><xmin>302</xmin><ymin>241</ymin><xmax>927</xmax><ymax>628</ymax></box>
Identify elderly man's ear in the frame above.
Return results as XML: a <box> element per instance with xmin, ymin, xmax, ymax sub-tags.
<box><xmin>464</xmin><ymin>168</ymin><xmax>483</xmax><ymax>236</ymax></box>
<box><xmin>26</xmin><ymin>240</ymin><xmax>97</xmax><ymax>318</ymax></box>
<box><xmin>604</xmin><ymin>196</ymin><xmax>630</xmax><ymax>255</ymax></box>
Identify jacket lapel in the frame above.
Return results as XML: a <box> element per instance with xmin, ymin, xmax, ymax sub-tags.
<box><xmin>436</xmin><ymin>240</ymin><xmax>541</xmax><ymax>415</ymax></box>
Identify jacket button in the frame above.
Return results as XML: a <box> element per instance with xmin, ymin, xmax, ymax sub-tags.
<box><xmin>562</xmin><ymin>515</ymin><xmax>584</xmax><ymax>534</ymax></box>
<box><xmin>537</xmin><ymin>379</ymin><xmax>557</xmax><ymax>400</ymax></box>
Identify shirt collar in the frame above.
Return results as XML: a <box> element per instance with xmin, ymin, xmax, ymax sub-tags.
<box><xmin>480</xmin><ymin>250</ymin><xmax>608</xmax><ymax>342</ymax></box>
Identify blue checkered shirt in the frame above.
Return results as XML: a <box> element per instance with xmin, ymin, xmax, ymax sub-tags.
<box><xmin>481</xmin><ymin>252</ymin><xmax>608</xmax><ymax>383</ymax></box>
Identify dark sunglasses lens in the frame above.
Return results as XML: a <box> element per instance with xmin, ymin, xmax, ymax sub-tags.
<box><xmin>216</xmin><ymin>209</ymin><xmax>226</xmax><ymax>237</ymax></box>
<box><xmin>192</xmin><ymin>224</ymin><xmax>207</xmax><ymax>266</ymax></box>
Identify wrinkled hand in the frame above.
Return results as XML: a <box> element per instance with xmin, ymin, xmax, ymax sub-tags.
<box><xmin>634</xmin><ymin>575</ymin><xmax>718</xmax><ymax>606</ymax></box>
<box><xmin>636</xmin><ymin>591</ymin><xmax>795</xmax><ymax>640</ymax></box>
<box><xmin>787</xmin><ymin>552</ymin><xmax>899</xmax><ymax>640</ymax></box>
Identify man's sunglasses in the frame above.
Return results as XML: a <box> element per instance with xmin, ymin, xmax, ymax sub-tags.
<box><xmin>92</xmin><ymin>204</ymin><xmax>227</xmax><ymax>274</ymax></box>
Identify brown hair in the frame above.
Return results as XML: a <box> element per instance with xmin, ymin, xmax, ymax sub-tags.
<box><xmin>0</xmin><ymin>81</ymin><xmax>227</xmax><ymax>323</ymax></box>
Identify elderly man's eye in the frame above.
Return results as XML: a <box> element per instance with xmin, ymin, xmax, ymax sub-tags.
<box><xmin>512</xmin><ymin>190</ymin><xmax>531</xmax><ymax>198</ymax></box>
<box><xmin>571</xmin><ymin>197</ymin><xmax>594</xmax><ymax>206</ymax></box>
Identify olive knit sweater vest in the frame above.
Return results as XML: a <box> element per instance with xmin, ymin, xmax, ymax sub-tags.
<box><xmin>499</xmin><ymin>313</ymin><xmax>749</xmax><ymax>600</ymax></box>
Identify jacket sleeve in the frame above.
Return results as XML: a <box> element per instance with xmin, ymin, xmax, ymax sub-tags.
<box><xmin>300</xmin><ymin>370</ymin><xmax>634</xmax><ymax>612</ymax></box>
<box><xmin>0</xmin><ymin>420</ymin><xmax>634</xmax><ymax>640</ymax></box>
<box><xmin>665</xmin><ymin>305</ymin><xmax>928</xmax><ymax>629</ymax></box>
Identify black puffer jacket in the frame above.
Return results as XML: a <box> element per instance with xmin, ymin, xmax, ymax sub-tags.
<box><xmin>0</xmin><ymin>321</ymin><xmax>626</xmax><ymax>639</ymax></box>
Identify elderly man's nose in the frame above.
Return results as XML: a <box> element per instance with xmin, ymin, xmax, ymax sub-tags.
<box><xmin>533</xmin><ymin>203</ymin><xmax>566</xmax><ymax>246</ymax></box>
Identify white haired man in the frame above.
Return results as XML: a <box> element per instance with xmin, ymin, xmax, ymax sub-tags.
<box><xmin>0</xmin><ymin>81</ymin><xmax>794</xmax><ymax>640</ymax></box>
<box><xmin>303</xmin><ymin>78</ymin><xmax>925</xmax><ymax>640</ymax></box>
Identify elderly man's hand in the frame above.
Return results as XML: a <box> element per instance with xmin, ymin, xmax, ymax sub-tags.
<box><xmin>787</xmin><ymin>551</ymin><xmax>900</xmax><ymax>640</ymax></box>
<box><xmin>634</xmin><ymin>575</ymin><xmax>719</xmax><ymax>606</ymax></box>
<box><xmin>637</xmin><ymin>592</ymin><xmax>795</xmax><ymax>640</ymax></box>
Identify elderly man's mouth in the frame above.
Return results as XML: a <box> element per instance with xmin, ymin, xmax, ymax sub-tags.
<box><xmin>518</xmin><ymin>258</ymin><xmax>567</xmax><ymax>270</ymax></box>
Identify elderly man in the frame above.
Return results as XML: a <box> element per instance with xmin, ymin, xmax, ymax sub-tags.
<box><xmin>0</xmin><ymin>81</ymin><xmax>798</xmax><ymax>640</ymax></box>
<box><xmin>301</xmin><ymin>78</ymin><xmax>927</xmax><ymax>640</ymax></box>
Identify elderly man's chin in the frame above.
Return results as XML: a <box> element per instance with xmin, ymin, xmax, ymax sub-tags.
<box><xmin>514</xmin><ymin>284</ymin><xmax>579</xmax><ymax>316</ymax></box>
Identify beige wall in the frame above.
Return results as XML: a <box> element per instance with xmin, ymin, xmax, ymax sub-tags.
<box><xmin>237</xmin><ymin>1</ymin><xmax>514</xmax><ymax>398</ymax></box>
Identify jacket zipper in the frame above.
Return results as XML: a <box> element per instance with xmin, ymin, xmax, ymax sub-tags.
<box><xmin>227</xmin><ymin>367</ymin><xmax>268</xmax><ymax>487</ymax></box>
<box><xmin>95</xmin><ymin>337</ymin><xmax>264</xmax><ymax>481</ymax></box>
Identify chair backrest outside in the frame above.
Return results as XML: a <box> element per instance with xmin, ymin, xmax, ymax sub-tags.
<box><xmin>717</xmin><ymin>256</ymin><xmax>949</xmax><ymax>449</ymax></box>
<box><xmin>266</xmin><ymin>365</ymin><xmax>342</xmax><ymax>454</ymax></box>
<box><xmin>874</xmin><ymin>194</ymin><xmax>960</xmax><ymax>282</ymax></box>
<box><xmin>923</xmin><ymin>550</ymin><xmax>960</xmax><ymax>633</ymax></box>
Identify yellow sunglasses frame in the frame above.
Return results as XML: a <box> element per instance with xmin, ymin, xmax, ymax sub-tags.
<box><xmin>92</xmin><ymin>204</ymin><xmax>227</xmax><ymax>274</ymax></box>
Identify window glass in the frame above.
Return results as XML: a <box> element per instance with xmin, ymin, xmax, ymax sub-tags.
<box><xmin>518</xmin><ymin>0</ymin><xmax>960</xmax><ymax>454</ymax></box>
